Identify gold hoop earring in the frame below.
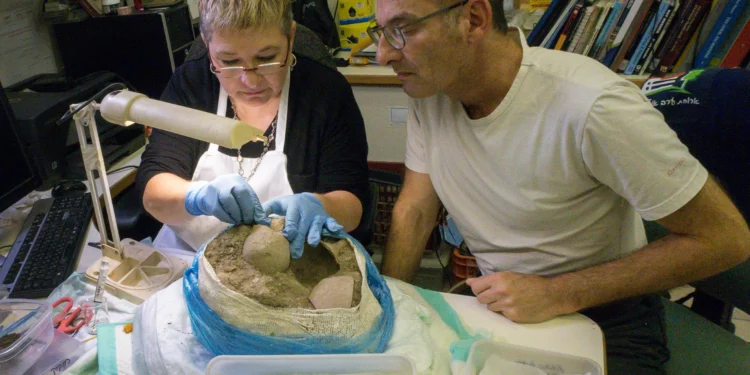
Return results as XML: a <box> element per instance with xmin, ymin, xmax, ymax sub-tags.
<box><xmin>291</xmin><ymin>54</ymin><xmax>297</xmax><ymax>71</ymax></box>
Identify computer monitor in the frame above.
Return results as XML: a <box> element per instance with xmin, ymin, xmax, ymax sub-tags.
<box><xmin>0</xmin><ymin>82</ymin><xmax>41</xmax><ymax>213</ymax></box>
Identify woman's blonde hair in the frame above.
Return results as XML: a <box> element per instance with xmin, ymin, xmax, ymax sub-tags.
<box><xmin>199</xmin><ymin>0</ymin><xmax>293</xmax><ymax>42</ymax></box>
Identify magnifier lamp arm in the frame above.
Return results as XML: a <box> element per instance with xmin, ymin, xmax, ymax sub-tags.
<box><xmin>66</xmin><ymin>89</ymin><xmax>262</xmax><ymax>304</ymax></box>
<box><xmin>71</xmin><ymin>102</ymin><xmax>124</xmax><ymax>260</ymax></box>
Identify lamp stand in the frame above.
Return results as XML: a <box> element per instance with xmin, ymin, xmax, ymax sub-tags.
<box><xmin>73</xmin><ymin>103</ymin><xmax>187</xmax><ymax>304</ymax></box>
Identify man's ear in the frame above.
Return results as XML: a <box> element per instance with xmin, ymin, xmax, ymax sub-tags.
<box><xmin>464</xmin><ymin>0</ymin><xmax>493</xmax><ymax>44</ymax></box>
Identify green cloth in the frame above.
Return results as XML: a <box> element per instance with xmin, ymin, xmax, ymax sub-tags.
<box><xmin>413</xmin><ymin>286</ymin><xmax>489</xmax><ymax>361</ymax></box>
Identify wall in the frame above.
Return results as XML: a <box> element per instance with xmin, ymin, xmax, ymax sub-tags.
<box><xmin>0</xmin><ymin>0</ymin><xmax>61</xmax><ymax>86</ymax></box>
<box><xmin>351</xmin><ymin>85</ymin><xmax>409</xmax><ymax>162</ymax></box>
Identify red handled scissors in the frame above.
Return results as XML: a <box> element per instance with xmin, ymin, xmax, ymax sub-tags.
<box><xmin>52</xmin><ymin>297</ymin><xmax>90</xmax><ymax>335</ymax></box>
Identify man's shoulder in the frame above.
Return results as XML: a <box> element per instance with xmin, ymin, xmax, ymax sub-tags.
<box><xmin>524</xmin><ymin>47</ymin><xmax>625</xmax><ymax>92</ymax></box>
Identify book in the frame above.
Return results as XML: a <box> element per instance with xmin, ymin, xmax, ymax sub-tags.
<box><xmin>576</xmin><ymin>3</ymin><xmax>606</xmax><ymax>53</ymax></box>
<box><xmin>568</xmin><ymin>1</ymin><xmax>597</xmax><ymax>51</ymax></box>
<box><xmin>672</xmin><ymin>0</ymin><xmax>724</xmax><ymax>72</ymax></box>
<box><xmin>590</xmin><ymin>0</ymin><xmax>629</xmax><ymax>57</ymax></box>
<box><xmin>625</xmin><ymin>0</ymin><xmax>671</xmax><ymax>73</ymax></box>
<box><xmin>648</xmin><ymin>0</ymin><xmax>697</xmax><ymax>72</ymax></box>
<box><xmin>528</xmin><ymin>0</ymin><xmax>569</xmax><ymax>45</ymax></box>
<box><xmin>710</xmin><ymin>4</ymin><xmax>750</xmax><ymax>65</ymax></box>
<box><xmin>543</xmin><ymin>0</ymin><xmax>580</xmax><ymax>47</ymax></box>
<box><xmin>694</xmin><ymin>0</ymin><xmax>748</xmax><ymax>67</ymax></box>
<box><xmin>657</xmin><ymin>0</ymin><xmax>712</xmax><ymax>72</ymax></box>
<box><xmin>583</xmin><ymin>1</ymin><xmax>615</xmax><ymax>55</ymax></box>
<box><xmin>672</xmin><ymin>21</ymin><xmax>701</xmax><ymax>71</ymax></box>
<box><xmin>720</xmin><ymin>19</ymin><xmax>750</xmax><ymax>66</ymax></box>
<box><xmin>604</xmin><ymin>0</ymin><xmax>650</xmax><ymax>66</ymax></box>
<box><xmin>639</xmin><ymin>0</ymin><xmax>681</xmax><ymax>73</ymax></box>
<box><xmin>696</xmin><ymin>0</ymin><xmax>731</xmax><ymax>52</ymax></box>
<box><xmin>614</xmin><ymin>0</ymin><xmax>659</xmax><ymax>71</ymax></box>
<box><xmin>599</xmin><ymin>0</ymin><xmax>638</xmax><ymax>63</ymax></box>
<box><xmin>556</xmin><ymin>0</ymin><xmax>588</xmax><ymax>49</ymax></box>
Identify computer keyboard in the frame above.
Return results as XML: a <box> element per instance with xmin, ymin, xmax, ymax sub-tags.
<box><xmin>1</xmin><ymin>192</ymin><xmax>93</xmax><ymax>298</ymax></box>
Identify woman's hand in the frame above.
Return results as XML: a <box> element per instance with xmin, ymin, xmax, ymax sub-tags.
<box><xmin>263</xmin><ymin>193</ymin><xmax>344</xmax><ymax>258</ymax></box>
<box><xmin>184</xmin><ymin>174</ymin><xmax>270</xmax><ymax>225</ymax></box>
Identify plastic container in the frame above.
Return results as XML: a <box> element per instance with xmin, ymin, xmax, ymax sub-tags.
<box><xmin>24</xmin><ymin>330</ymin><xmax>86</xmax><ymax>375</ymax></box>
<box><xmin>465</xmin><ymin>340</ymin><xmax>603</xmax><ymax>375</ymax></box>
<box><xmin>0</xmin><ymin>299</ymin><xmax>54</xmax><ymax>375</ymax></box>
<box><xmin>452</xmin><ymin>247</ymin><xmax>479</xmax><ymax>283</ymax></box>
<box><xmin>205</xmin><ymin>353</ymin><xmax>416</xmax><ymax>375</ymax></box>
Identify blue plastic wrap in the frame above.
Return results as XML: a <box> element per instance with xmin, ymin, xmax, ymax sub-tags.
<box><xmin>183</xmin><ymin>230</ymin><xmax>395</xmax><ymax>355</ymax></box>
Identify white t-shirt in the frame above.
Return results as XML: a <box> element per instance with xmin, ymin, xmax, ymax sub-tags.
<box><xmin>405</xmin><ymin>34</ymin><xmax>708</xmax><ymax>277</ymax></box>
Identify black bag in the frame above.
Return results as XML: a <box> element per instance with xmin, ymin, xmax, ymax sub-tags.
<box><xmin>291</xmin><ymin>0</ymin><xmax>340</xmax><ymax>49</ymax></box>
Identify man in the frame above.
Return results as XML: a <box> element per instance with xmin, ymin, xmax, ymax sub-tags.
<box><xmin>370</xmin><ymin>0</ymin><xmax>750</xmax><ymax>373</ymax></box>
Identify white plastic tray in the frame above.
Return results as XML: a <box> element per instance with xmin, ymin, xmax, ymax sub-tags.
<box><xmin>465</xmin><ymin>340</ymin><xmax>603</xmax><ymax>375</ymax></box>
<box><xmin>205</xmin><ymin>353</ymin><xmax>416</xmax><ymax>375</ymax></box>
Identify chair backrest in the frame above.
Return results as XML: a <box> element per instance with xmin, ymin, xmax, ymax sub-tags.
<box><xmin>185</xmin><ymin>23</ymin><xmax>336</xmax><ymax>70</ymax></box>
<box><xmin>643</xmin><ymin>68</ymin><xmax>750</xmax><ymax>317</ymax></box>
<box><xmin>349</xmin><ymin>181</ymin><xmax>379</xmax><ymax>249</ymax></box>
<box><xmin>643</xmin><ymin>68</ymin><xmax>750</xmax><ymax>219</ymax></box>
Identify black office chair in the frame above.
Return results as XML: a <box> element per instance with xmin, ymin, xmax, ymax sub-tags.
<box><xmin>349</xmin><ymin>181</ymin><xmax>379</xmax><ymax>250</ymax></box>
<box><xmin>642</xmin><ymin>68</ymin><xmax>750</xmax><ymax>374</ymax></box>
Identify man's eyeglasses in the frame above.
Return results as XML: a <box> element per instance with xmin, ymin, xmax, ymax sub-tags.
<box><xmin>210</xmin><ymin>38</ymin><xmax>291</xmax><ymax>78</ymax></box>
<box><xmin>367</xmin><ymin>0</ymin><xmax>469</xmax><ymax>50</ymax></box>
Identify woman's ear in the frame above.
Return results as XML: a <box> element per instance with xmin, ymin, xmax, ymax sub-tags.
<box><xmin>289</xmin><ymin>21</ymin><xmax>297</xmax><ymax>56</ymax></box>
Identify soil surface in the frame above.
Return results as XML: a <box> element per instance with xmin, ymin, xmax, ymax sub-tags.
<box><xmin>204</xmin><ymin>224</ymin><xmax>363</xmax><ymax>308</ymax></box>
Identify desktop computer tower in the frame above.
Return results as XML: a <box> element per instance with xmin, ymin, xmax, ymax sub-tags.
<box><xmin>53</xmin><ymin>3</ymin><xmax>195</xmax><ymax>99</ymax></box>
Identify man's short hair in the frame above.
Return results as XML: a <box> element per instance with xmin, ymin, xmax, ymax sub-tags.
<box><xmin>439</xmin><ymin>0</ymin><xmax>507</xmax><ymax>33</ymax></box>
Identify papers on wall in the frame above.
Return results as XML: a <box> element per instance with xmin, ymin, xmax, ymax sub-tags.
<box><xmin>0</xmin><ymin>0</ymin><xmax>59</xmax><ymax>86</ymax></box>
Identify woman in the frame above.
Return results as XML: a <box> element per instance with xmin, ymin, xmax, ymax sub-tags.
<box><xmin>135</xmin><ymin>0</ymin><xmax>368</xmax><ymax>257</ymax></box>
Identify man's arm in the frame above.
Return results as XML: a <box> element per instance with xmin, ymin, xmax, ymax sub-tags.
<box><xmin>381</xmin><ymin>169</ymin><xmax>441</xmax><ymax>283</ymax></box>
<box><xmin>468</xmin><ymin>177</ymin><xmax>750</xmax><ymax>323</ymax></box>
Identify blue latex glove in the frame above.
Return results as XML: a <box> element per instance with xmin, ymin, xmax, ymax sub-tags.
<box><xmin>262</xmin><ymin>192</ymin><xmax>344</xmax><ymax>258</ymax></box>
<box><xmin>184</xmin><ymin>174</ymin><xmax>270</xmax><ymax>225</ymax></box>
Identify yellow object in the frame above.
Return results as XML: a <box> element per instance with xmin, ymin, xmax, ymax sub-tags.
<box><xmin>339</xmin><ymin>22</ymin><xmax>371</xmax><ymax>51</ymax></box>
<box><xmin>530</xmin><ymin>0</ymin><xmax>552</xmax><ymax>9</ymax></box>
<box><xmin>337</xmin><ymin>0</ymin><xmax>375</xmax><ymax>23</ymax></box>
<box><xmin>123</xmin><ymin>323</ymin><xmax>133</xmax><ymax>334</ymax></box>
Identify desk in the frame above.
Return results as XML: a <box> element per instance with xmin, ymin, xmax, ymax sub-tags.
<box><xmin>0</xmin><ymin>147</ymin><xmax>144</xmax><ymax>254</ymax></box>
<box><xmin>24</xmin><ymin>146</ymin><xmax>605</xmax><ymax>373</ymax></box>
<box><xmin>445</xmin><ymin>294</ymin><xmax>606</xmax><ymax>371</ymax></box>
<box><xmin>75</xmin><ymin>234</ymin><xmax>607</xmax><ymax>373</ymax></box>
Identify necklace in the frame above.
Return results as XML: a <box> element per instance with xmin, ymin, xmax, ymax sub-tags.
<box><xmin>230</xmin><ymin>98</ymin><xmax>277</xmax><ymax>181</ymax></box>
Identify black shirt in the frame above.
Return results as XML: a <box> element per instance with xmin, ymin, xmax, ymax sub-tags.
<box><xmin>136</xmin><ymin>54</ymin><xmax>369</xmax><ymax>209</ymax></box>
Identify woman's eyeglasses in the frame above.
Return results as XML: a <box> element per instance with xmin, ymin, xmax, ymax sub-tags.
<box><xmin>210</xmin><ymin>39</ymin><xmax>291</xmax><ymax>78</ymax></box>
<box><xmin>367</xmin><ymin>0</ymin><xmax>469</xmax><ymax>50</ymax></box>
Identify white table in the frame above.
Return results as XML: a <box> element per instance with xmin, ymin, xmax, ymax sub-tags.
<box><xmin>445</xmin><ymin>294</ymin><xmax>605</xmax><ymax>371</ymax></box>
<box><xmin>10</xmin><ymin>144</ymin><xmax>606</xmax><ymax>373</ymax></box>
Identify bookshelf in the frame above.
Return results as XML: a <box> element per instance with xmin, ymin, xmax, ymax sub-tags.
<box><xmin>522</xmin><ymin>0</ymin><xmax>750</xmax><ymax>76</ymax></box>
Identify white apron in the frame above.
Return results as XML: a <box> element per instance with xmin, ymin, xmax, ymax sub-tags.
<box><xmin>153</xmin><ymin>72</ymin><xmax>294</xmax><ymax>252</ymax></box>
